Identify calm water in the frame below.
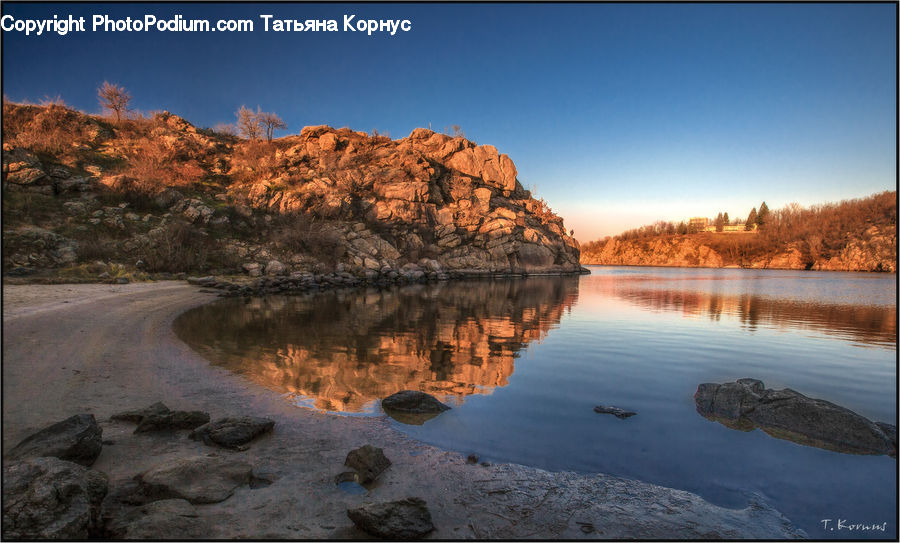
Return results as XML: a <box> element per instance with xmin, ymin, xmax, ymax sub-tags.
<box><xmin>174</xmin><ymin>266</ymin><xmax>897</xmax><ymax>538</ymax></box>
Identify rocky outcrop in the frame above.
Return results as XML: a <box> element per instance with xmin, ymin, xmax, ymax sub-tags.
<box><xmin>582</xmin><ymin>228</ymin><xmax>896</xmax><ymax>272</ymax></box>
<box><xmin>2</xmin><ymin>457</ymin><xmax>108</xmax><ymax>539</ymax></box>
<box><xmin>7</xmin><ymin>414</ymin><xmax>103</xmax><ymax>467</ymax></box>
<box><xmin>695</xmin><ymin>378</ymin><xmax>897</xmax><ymax>456</ymax></box>
<box><xmin>812</xmin><ymin>226</ymin><xmax>897</xmax><ymax>272</ymax></box>
<box><xmin>2</xmin><ymin>103</ymin><xmax>585</xmax><ymax>279</ymax></box>
<box><xmin>238</xmin><ymin>125</ymin><xmax>583</xmax><ymax>275</ymax></box>
<box><xmin>586</xmin><ymin>237</ymin><xmax>725</xmax><ymax>268</ymax></box>
<box><xmin>346</xmin><ymin>497</ymin><xmax>435</xmax><ymax>539</ymax></box>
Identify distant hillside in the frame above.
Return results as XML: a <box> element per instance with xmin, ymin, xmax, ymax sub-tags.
<box><xmin>581</xmin><ymin>192</ymin><xmax>897</xmax><ymax>272</ymax></box>
<box><xmin>2</xmin><ymin>102</ymin><xmax>583</xmax><ymax>282</ymax></box>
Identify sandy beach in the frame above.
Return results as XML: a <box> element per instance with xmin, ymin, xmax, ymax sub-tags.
<box><xmin>2</xmin><ymin>281</ymin><xmax>805</xmax><ymax>539</ymax></box>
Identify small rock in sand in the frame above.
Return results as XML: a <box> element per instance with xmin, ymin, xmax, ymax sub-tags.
<box><xmin>344</xmin><ymin>445</ymin><xmax>391</xmax><ymax>484</ymax></box>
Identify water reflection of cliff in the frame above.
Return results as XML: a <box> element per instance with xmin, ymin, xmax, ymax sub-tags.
<box><xmin>585</xmin><ymin>277</ymin><xmax>896</xmax><ymax>348</ymax></box>
<box><xmin>174</xmin><ymin>278</ymin><xmax>579</xmax><ymax>413</ymax></box>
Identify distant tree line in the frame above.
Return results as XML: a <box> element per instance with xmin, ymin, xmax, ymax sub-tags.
<box><xmin>582</xmin><ymin>193</ymin><xmax>896</xmax><ymax>266</ymax></box>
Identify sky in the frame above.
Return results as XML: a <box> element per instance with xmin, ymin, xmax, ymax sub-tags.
<box><xmin>2</xmin><ymin>3</ymin><xmax>896</xmax><ymax>240</ymax></box>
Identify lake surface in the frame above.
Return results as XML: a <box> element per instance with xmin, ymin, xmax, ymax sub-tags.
<box><xmin>174</xmin><ymin>266</ymin><xmax>897</xmax><ymax>538</ymax></box>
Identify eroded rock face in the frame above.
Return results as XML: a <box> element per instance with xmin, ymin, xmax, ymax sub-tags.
<box><xmin>189</xmin><ymin>416</ymin><xmax>275</xmax><ymax>450</ymax></box>
<box><xmin>346</xmin><ymin>497</ymin><xmax>435</xmax><ymax>539</ymax></box>
<box><xmin>134</xmin><ymin>455</ymin><xmax>254</xmax><ymax>504</ymax></box>
<box><xmin>695</xmin><ymin>378</ymin><xmax>897</xmax><ymax>456</ymax></box>
<box><xmin>344</xmin><ymin>445</ymin><xmax>391</xmax><ymax>484</ymax></box>
<box><xmin>2</xmin><ymin>457</ymin><xmax>108</xmax><ymax>539</ymax></box>
<box><xmin>582</xmin><ymin>232</ymin><xmax>896</xmax><ymax>272</ymax></box>
<box><xmin>241</xmin><ymin>126</ymin><xmax>583</xmax><ymax>275</ymax></box>
<box><xmin>8</xmin><ymin>414</ymin><xmax>103</xmax><ymax>466</ymax></box>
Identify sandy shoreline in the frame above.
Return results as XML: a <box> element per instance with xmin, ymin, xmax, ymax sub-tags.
<box><xmin>2</xmin><ymin>281</ymin><xmax>805</xmax><ymax>539</ymax></box>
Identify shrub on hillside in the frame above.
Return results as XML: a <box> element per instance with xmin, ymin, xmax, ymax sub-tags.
<box><xmin>2</xmin><ymin>102</ymin><xmax>100</xmax><ymax>155</ymax></box>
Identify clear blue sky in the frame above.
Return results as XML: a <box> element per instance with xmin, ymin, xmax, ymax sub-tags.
<box><xmin>2</xmin><ymin>3</ymin><xmax>896</xmax><ymax>240</ymax></box>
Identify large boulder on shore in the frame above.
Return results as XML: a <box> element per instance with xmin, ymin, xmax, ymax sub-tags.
<box><xmin>134</xmin><ymin>455</ymin><xmax>253</xmax><ymax>504</ymax></box>
<box><xmin>2</xmin><ymin>456</ymin><xmax>108</xmax><ymax>539</ymax></box>
<box><xmin>346</xmin><ymin>497</ymin><xmax>435</xmax><ymax>539</ymax></box>
<box><xmin>7</xmin><ymin>414</ymin><xmax>103</xmax><ymax>466</ymax></box>
<box><xmin>695</xmin><ymin>378</ymin><xmax>897</xmax><ymax>456</ymax></box>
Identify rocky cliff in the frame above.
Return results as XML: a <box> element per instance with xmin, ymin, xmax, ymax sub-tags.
<box><xmin>2</xmin><ymin>103</ymin><xmax>584</xmax><ymax>281</ymax></box>
<box><xmin>582</xmin><ymin>229</ymin><xmax>896</xmax><ymax>272</ymax></box>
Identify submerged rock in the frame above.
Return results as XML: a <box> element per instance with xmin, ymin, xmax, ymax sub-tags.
<box><xmin>382</xmin><ymin>390</ymin><xmax>451</xmax><ymax>414</ymax></box>
<box><xmin>2</xmin><ymin>457</ymin><xmax>108</xmax><ymax>539</ymax></box>
<box><xmin>111</xmin><ymin>402</ymin><xmax>170</xmax><ymax>424</ymax></box>
<box><xmin>346</xmin><ymin>497</ymin><xmax>435</xmax><ymax>539</ymax></box>
<box><xmin>344</xmin><ymin>445</ymin><xmax>391</xmax><ymax>484</ymax></box>
<box><xmin>8</xmin><ymin>414</ymin><xmax>103</xmax><ymax>466</ymax></box>
<box><xmin>189</xmin><ymin>416</ymin><xmax>275</xmax><ymax>450</ymax></box>
<box><xmin>695</xmin><ymin>378</ymin><xmax>897</xmax><ymax>456</ymax></box>
<box><xmin>593</xmin><ymin>405</ymin><xmax>637</xmax><ymax>419</ymax></box>
<box><xmin>134</xmin><ymin>455</ymin><xmax>253</xmax><ymax>504</ymax></box>
<box><xmin>134</xmin><ymin>410</ymin><xmax>210</xmax><ymax>433</ymax></box>
<box><xmin>382</xmin><ymin>391</ymin><xmax>452</xmax><ymax>425</ymax></box>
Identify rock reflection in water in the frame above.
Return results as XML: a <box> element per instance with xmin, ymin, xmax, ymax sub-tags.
<box><xmin>173</xmin><ymin>278</ymin><xmax>579</xmax><ymax>414</ymax></box>
<box><xmin>584</xmin><ymin>275</ymin><xmax>896</xmax><ymax>347</ymax></box>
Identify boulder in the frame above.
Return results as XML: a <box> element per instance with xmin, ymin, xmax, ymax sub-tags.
<box><xmin>2</xmin><ymin>457</ymin><xmax>108</xmax><ymax>539</ymax></box>
<box><xmin>265</xmin><ymin>259</ymin><xmax>286</xmax><ymax>276</ymax></box>
<box><xmin>344</xmin><ymin>445</ymin><xmax>391</xmax><ymax>484</ymax></box>
<box><xmin>135</xmin><ymin>455</ymin><xmax>253</xmax><ymax>504</ymax></box>
<box><xmin>110</xmin><ymin>402</ymin><xmax>171</xmax><ymax>424</ymax></box>
<box><xmin>134</xmin><ymin>411</ymin><xmax>210</xmax><ymax>433</ymax></box>
<box><xmin>8</xmin><ymin>414</ymin><xmax>103</xmax><ymax>467</ymax></box>
<box><xmin>189</xmin><ymin>416</ymin><xmax>275</xmax><ymax>450</ymax></box>
<box><xmin>695</xmin><ymin>379</ymin><xmax>897</xmax><ymax>456</ymax></box>
<box><xmin>346</xmin><ymin>497</ymin><xmax>435</xmax><ymax>539</ymax></box>
<box><xmin>103</xmin><ymin>498</ymin><xmax>209</xmax><ymax>539</ymax></box>
<box><xmin>382</xmin><ymin>391</ymin><xmax>451</xmax><ymax>414</ymax></box>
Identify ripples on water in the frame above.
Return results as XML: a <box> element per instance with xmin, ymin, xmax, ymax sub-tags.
<box><xmin>174</xmin><ymin>266</ymin><xmax>896</xmax><ymax>539</ymax></box>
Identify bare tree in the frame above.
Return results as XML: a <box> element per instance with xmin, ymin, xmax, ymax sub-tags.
<box><xmin>258</xmin><ymin>111</ymin><xmax>287</xmax><ymax>142</ymax></box>
<box><xmin>236</xmin><ymin>105</ymin><xmax>262</xmax><ymax>140</ymax></box>
<box><xmin>98</xmin><ymin>81</ymin><xmax>131</xmax><ymax>122</ymax></box>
